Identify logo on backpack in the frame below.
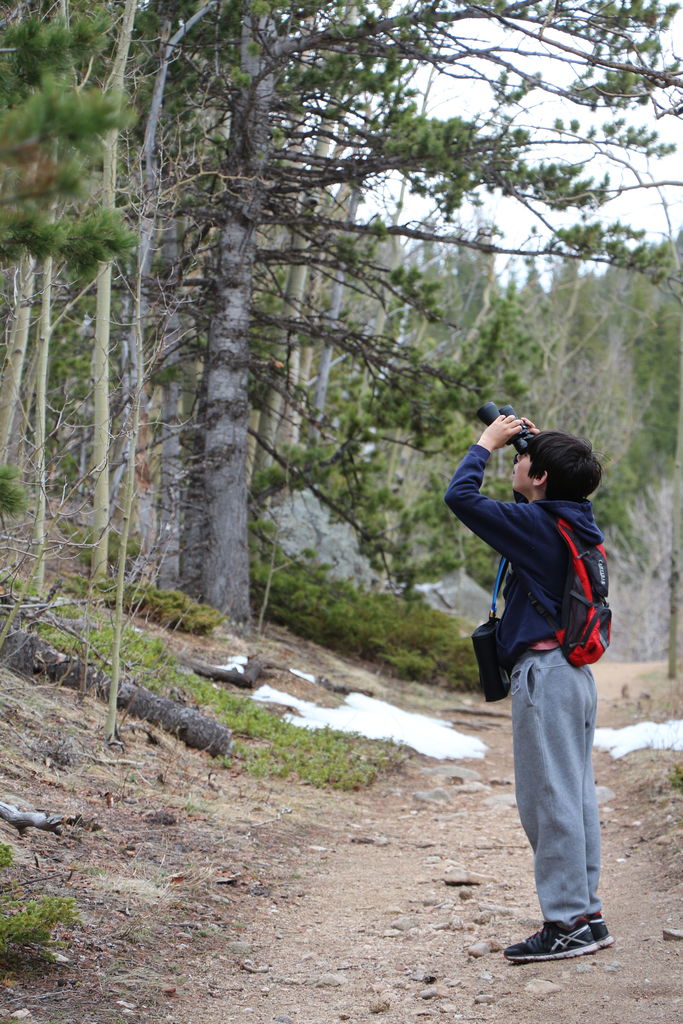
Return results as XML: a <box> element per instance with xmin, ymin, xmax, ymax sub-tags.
<box><xmin>525</xmin><ymin>517</ymin><xmax>611</xmax><ymax>667</ymax></box>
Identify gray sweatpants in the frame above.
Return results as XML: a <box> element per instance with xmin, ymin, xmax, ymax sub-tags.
<box><xmin>510</xmin><ymin>648</ymin><xmax>602</xmax><ymax>928</ymax></box>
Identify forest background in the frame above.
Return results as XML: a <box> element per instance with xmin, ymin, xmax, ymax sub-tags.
<box><xmin>2</xmin><ymin>0</ymin><xmax>683</xmax><ymax>709</ymax></box>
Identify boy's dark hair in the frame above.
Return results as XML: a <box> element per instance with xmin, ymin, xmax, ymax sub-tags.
<box><xmin>526</xmin><ymin>430</ymin><xmax>602</xmax><ymax>501</ymax></box>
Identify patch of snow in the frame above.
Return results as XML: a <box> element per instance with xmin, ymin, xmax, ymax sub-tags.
<box><xmin>251</xmin><ymin>685</ymin><xmax>487</xmax><ymax>760</ymax></box>
<box><xmin>289</xmin><ymin>668</ymin><xmax>317</xmax><ymax>684</ymax></box>
<box><xmin>219</xmin><ymin>656</ymin><xmax>249</xmax><ymax>673</ymax></box>
<box><xmin>593</xmin><ymin>720</ymin><xmax>683</xmax><ymax>759</ymax></box>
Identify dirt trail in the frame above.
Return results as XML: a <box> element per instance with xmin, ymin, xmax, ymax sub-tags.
<box><xmin>161</xmin><ymin>661</ymin><xmax>683</xmax><ymax>1024</ymax></box>
<box><xmin>1</xmin><ymin>658</ymin><xmax>681</xmax><ymax>1024</ymax></box>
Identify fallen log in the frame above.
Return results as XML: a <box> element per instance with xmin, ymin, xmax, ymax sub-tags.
<box><xmin>0</xmin><ymin>801</ymin><xmax>63</xmax><ymax>836</ymax></box>
<box><xmin>177</xmin><ymin>654</ymin><xmax>264</xmax><ymax>688</ymax></box>
<box><xmin>0</xmin><ymin>629</ymin><xmax>233</xmax><ymax>758</ymax></box>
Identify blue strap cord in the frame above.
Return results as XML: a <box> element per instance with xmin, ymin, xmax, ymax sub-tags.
<box><xmin>490</xmin><ymin>556</ymin><xmax>508</xmax><ymax>619</ymax></box>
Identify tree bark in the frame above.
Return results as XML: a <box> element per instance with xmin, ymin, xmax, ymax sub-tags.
<box><xmin>0</xmin><ymin>254</ymin><xmax>35</xmax><ymax>462</ymax></box>
<box><xmin>91</xmin><ymin>0</ymin><xmax>139</xmax><ymax>578</ymax></box>
<box><xmin>179</xmin><ymin>366</ymin><xmax>208</xmax><ymax>598</ymax></box>
<box><xmin>123</xmin><ymin>5</ymin><xmax>218</xmax><ymax>572</ymax></box>
<box><xmin>668</xmin><ymin>259</ymin><xmax>683</xmax><ymax>682</ymax></box>
<box><xmin>156</xmin><ymin>225</ymin><xmax>184</xmax><ymax>588</ymax></box>
<box><xmin>0</xmin><ymin>802</ymin><xmax>63</xmax><ymax>836</ymax></box>
<box><xmin>104</xmin><ymin>247</ymin><xmax>146</xmax><ymax>743</ymax></box>
<box><xmin>198</xmin><ymin>9</ymin><xmax>277</xmax><ymax>622</ymax></box>
<box><xmin>32</xmin><ymin>251</ymin><xmax>53</xmax><ymax>593</ymax></box>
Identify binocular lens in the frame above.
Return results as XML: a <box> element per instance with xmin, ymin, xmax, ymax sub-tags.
<box><xmin>475</xmin><ymin>401</ymin><xmax>531</xmax><ymax>454</ymax></box>
<box><xmin>476</xmin><ymin>402</ymin><xmax>502</xmax><ymax>426</ymax></box>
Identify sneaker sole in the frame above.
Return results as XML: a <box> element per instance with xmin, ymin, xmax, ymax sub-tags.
<box><xmin>505</xmin><ymin>940</ymin><xmax>600</xmax><ymax>963</ymax></box>
<box><xmin>593</xmin><ymin>935</ymin><xmax>615</xmax><ymax>949</ymax></box>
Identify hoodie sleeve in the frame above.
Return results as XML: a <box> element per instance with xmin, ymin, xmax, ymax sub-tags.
<box><xmin>444</xmin><ymin>444</ymin><xmax>534</xmax><ymax>561</ymax></box>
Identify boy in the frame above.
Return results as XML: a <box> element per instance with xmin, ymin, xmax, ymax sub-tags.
<box><xmin>444</xmin><ymin>412</ymin><xmax>613</xmax><ymax>963</ymax></box>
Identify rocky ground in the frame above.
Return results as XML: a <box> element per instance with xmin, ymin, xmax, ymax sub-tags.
<box><xmin>1</xmin><ymin>646</ymin><xmax>682</xmax><ymax>1024</ymax></box>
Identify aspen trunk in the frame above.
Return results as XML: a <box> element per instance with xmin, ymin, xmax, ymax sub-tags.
<box><xmin>32</xmin><ymin>253</ymin><xmax>53</xmax><ymax>592</ymax></box>
<box><xmin>104</xmin><ymin>251</ymin><xmax>145</xmax><ymax>743</ymax></box>
<box><xmin>0</xmin><ymin>254</ymin><xmax>36</xmax><ymax>462</ymax></box>
<box><xmin>91</xmin><ymin>258</ymin><xmax>113</xmax><ymax>577</ymax></box>
<box><xmin>90</xmin><ymin>0</ymin><xmax>138</xmax><ymax>578</ymax></box>
<box><xmin>121</xmin><ymin>6</ymin><xmax>217</xmax><ymax>573</ymax></box>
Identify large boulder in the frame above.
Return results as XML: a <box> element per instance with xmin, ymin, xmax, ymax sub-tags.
<box><xmin>267</xmin><ymin>490</ymin><xmax>380</xmax><ymax>589</ymax></box>
<box><xmin>267</xmin><ymin>490</ymin><xmax>489</xmax><ymax>619</ymax></box>
<box><xmin>415</xmin><ymin>569</ymin><xmax>490</xmax><ymax>622</ymax></box>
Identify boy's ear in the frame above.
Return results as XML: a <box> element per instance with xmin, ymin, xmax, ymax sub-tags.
<box><xmin>531</xmin><ymin>470</ymin><xmax>548</xmax><ymax>497</ymax></box>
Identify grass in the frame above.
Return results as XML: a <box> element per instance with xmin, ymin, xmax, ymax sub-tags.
<box><xmin>0</xmin><ymin>844</ymin><xmax>79</xmax><ymax>962</ymax></box>
<box><xmin>186</xmin><ymin>675</ymin><xmax>406</xmax><ymax>788</ymax></box>
<box><xmin>36</xmin><ymin>613</ymin><xmax>407</xmax><ymax>790</ymax></box>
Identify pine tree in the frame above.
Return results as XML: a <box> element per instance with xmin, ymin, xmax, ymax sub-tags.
<box><xmin>153</xmin><ymin>0</ymin><xmax>680</xmax><ymax>619</ymax></box>
<box><xmin>0</xmin><ymin>5</ymin><xmax>134</xmax><ymax>591</ymax></box>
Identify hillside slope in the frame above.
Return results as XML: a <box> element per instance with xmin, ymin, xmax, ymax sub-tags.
<box><xmin>0</xmin><ymin>625</ymin><xmax>681</xmax><ymax>1024</ymax></box>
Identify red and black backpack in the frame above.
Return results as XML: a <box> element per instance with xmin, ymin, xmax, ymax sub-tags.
<box><xmin>525</xmin><ymin>516</ymin><xmax>611</xmax><ymax>667</ymax></box>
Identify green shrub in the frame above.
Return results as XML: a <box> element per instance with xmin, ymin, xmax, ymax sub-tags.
<box><xmin>0</xmin><ymin>843</ymin><xmax>79</xmax><ymax>959</ymax></box>
<box><xmin>120</xmin><ymin>583</ymin><xmax>225</xmax><ymax>634</ymax></box>
<box><xmin>671</xmin><ymin>764</ymin><xmax>683</xmax><ymax>794</ymax></box>
<box><xmin>63</xmin><ymin>577</ymin><xmax>224</xmax><ymax>635</ymax></box>
<box><xmin>37</xmin><ymin>617</ymin><xmax>188</xmax><ymax>696</ymax></box>
<box><xmin>252</xmin><ymin>556</ymin><xmax>479</xmax><ymax>691</ymax></box>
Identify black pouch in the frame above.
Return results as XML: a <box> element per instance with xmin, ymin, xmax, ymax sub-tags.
<box><xmin>472</xmin><ymin>616</ymin><xmax>510</xmax><ymax>702</ymax></box>
<box><xmin>471</xmin><ymin>557</ymin><xmax>510</xmax><ymax>702</ymax></box>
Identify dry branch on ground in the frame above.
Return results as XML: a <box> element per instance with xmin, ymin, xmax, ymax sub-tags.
<box><xmin>0</xmin><ymin>628</ymin><xmax>233</xmax><ymax>757</ymax></box>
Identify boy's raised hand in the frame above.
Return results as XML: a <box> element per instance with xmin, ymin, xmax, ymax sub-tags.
<box><xmin>477</xmin><ymin>414</ymin><xmax>525</xmax><ymax>452</ymax></box>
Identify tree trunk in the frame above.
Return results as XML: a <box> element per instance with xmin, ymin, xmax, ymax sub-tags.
<box><xmin>179</xmin><ymin>365</ymin><xmax>208</xmax><ymax>598</ymax></box>
<box><xmin>201</xmin><ymin>223</ymin><xmax>254</xmax><ymax>620</ymax></box>
<box><xmin>668</xmin><ymin>270</ymin><xmax>683</xmax><ymax>682</ymax></box>
<box><xmin>0</xmin><ymin>254</ymin><xmax>36</xmax><ymax>462</ymax></box>
<box><xmin>157</xmin><ymin>264</ymin><xmax>183</xmax><ymax>588</ymax></box>
<box><xmin>123</xmin><ymin>5</ymin><xmax>218</xmax><ymax>576</ymax></box>
<box><xmin>198</xmin><ymin>10</ymin><xmax>276</xmax><ymax>621</ymax></box>
<box><xmin>32</xmin><ymin>253</ymin><xmax>53</xmax><ymax>593</ymax></box>
<box><xmin>90</xmin><ymin>0</ymin><xmax>139</xmax><ymax>578</ymax></box>
<box><xmin>91</xmin><ymin>257</ymin><xmax>113</xmax><ymax>577</ymax></box>
<box><xmin>104</xmin><ymin>257</ymin><xmax>145</xmax><ymax>744</ymax></box>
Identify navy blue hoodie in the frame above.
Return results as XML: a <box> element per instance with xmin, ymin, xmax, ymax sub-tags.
<box><xmin>444</xmin><ymin>444</ymin><xmax>605</xmax><ymax>671</ymax></box>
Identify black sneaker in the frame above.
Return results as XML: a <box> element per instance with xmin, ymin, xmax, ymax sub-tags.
<box><xmin>504</xmin><ymin>919</ymin><xmax>599</xmax><ymax>963</ymax></box>
<box><xmin>587</xmin><ymin>911</ymin><xmax>614</xmax><ymax>949</ymax></box>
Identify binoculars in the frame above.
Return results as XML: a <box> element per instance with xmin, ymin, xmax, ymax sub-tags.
<box><xmin>477</xmin><ymin>402</ymin><xmax>532</xmax><ymax>454</ymax></box>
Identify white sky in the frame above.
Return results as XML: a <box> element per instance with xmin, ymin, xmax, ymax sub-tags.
<box><xmin>373</xmin><ymin>11</ymin><xmax>683</xmax><ymax>271</ymax></box>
